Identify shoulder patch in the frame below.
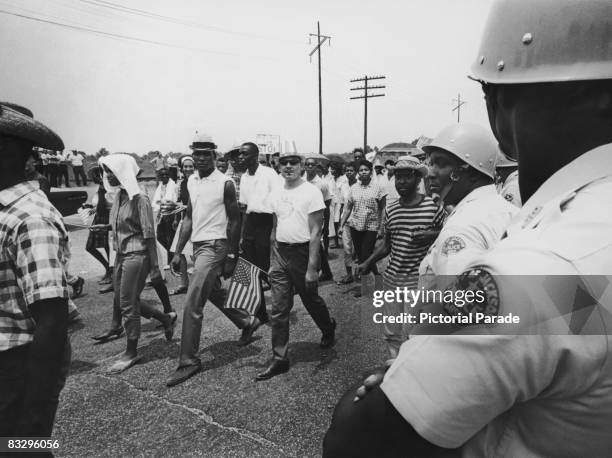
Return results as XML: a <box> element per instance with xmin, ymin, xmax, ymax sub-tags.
<box><xmin>503</xmin><ymin>193</ymin><xmax>514</xmax><ymax>202</ymax></box>
<box><xmin>443</xmin><ymin>267</ymin><xmax>500</xmax><ymax>318</ymax></box>
<box><xmin>441</xmin><ymin>236</ymin><xmax>466</xmax><ymax>256</ymax></box>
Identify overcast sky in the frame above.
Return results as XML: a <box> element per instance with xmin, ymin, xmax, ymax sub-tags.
<box><xmin>1</xmin><ymin>0</ymin><xmax>494</xmax><ymax>155</ymax></box>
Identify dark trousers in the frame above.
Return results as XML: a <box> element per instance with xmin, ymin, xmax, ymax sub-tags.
<box><xmin>0</xmin><ymin>341</ymin><xmax>71</xmax><ymax>437</ymax></box>
<box><xmin>58</xmin><ymin>165</ymin><xmax>70</xmax><ymax>187</ymax></box>
<box><xmin>269</xmin><ymin>242</ymin><xmax>334</xmax><ymax>361</ymax></box>
<box><xmin>72</xmin><ymin>165</ymin><xmax>87</xmax><ymax>186</ymax></box>
<box><xmin>179</xmin><ymin>240</ymin><xmax>251</xmax><ymax>367</ymax></box>
<box><xmin>350</xmin><ymin>228</ymin><xmax>379</xmax><ymax>274</ymax></box>
<box><xmin>319</xmin><ymin>243</ymin><xmax>332</xmax><ymax>278</ymax></box>
<box><xmin>47</xmin><ymin>164</ymin><xmax>59</xmax><ymax>187</ymax></box>
<box><xmin>241</xmin><ymin>212</ymin><xmax>273</xmax><ymax>322</ymax></box>
<box><xmin>322</xmin><ymin>206</ymin><xmax>330</xmax><ymax>253</ymax></box>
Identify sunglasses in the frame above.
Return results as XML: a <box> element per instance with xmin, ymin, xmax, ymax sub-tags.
<box><xmin>279</xmin><ymin>158</ymin><xmax>300</xmax><ymax>166</ymax></box>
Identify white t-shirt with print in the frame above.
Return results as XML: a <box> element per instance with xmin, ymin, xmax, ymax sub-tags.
<box><xmin>272</xmin><ymin>180</ymin><xmax>325</xmax><ymax>243</ymax></box>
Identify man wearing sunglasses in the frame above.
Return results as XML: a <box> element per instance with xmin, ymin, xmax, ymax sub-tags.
<box><xmin>324</xmin><ymin>0</ymin><xmax>612</xmax><ymax>456</ymax></box>
<box><xmin>256</xmin><ymin>148</ymin><xmax>336</xmax><ymax>381</ymax></box>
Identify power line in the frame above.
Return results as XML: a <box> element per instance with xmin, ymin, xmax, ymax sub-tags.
<box><xmin>350</xmin><ymin>75</ymin><xmax>386</xmax><ymax>154</ymax></box>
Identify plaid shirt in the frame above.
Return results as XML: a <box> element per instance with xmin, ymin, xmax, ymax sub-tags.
<box><xmin>109</xmin><ymin>190</ymin><xmax>156</xmax><ymax>254</ymax></box>
<box><xmin>348</xmin><ymin>180</ymin><xmax>387</xmax><ymax>231</ymax></box>
<box><xmin>0</xmin><ymin>181</ymin><xmax>70</xmax><ymax>351</ymax></box>
<box><xmin>227</xmin><ymin>169</ymin><xmax>246</xmax><ymax>210</ymax></box>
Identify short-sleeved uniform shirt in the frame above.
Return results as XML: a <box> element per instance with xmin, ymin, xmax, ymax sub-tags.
<box><xmin>382</xmin><ymin>144</ymin><xmax>612</xmax><ymax>457</ymax></box>
<box><xmin>418</xmin><ymin>184</ymin><xmax>518</xmax><ymax>290</ymax></box>
<box><xmin>383</xmin><ymin>196</ymin><xmax>445</xmax><ymax>289</ymax></box>
<box><xmin>499</xmin><ymin>170</ymin><xmax>522</xmax><ymax>208</ymax></box>
<box><xmin>271</xmin><ymin>180</ymin><xmax>325</xmax><ymax>244</ymax></box>
<box><xmin>348</xmin><ymin>179</ymin><xmax>387</xmax><ymax>232</ymax></box>
<box><xmin>109</xmin><ymin>190</ymin><xmax>156</xmax><ymax>254</ymax></box>
<box><xmin>0</xmin><ymin>181</ymin><xmax>70</xmax><ymax>351</ymax></box>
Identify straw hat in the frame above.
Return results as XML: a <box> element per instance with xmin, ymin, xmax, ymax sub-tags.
<box><xmin>189</xmin><ymin>132</ymin><xmax>216</xmax><ymax>152</ymax></box>
<box><xmin>304</xmin><ymin>152</ymin><xmax>330</xmax><ymax>165</ymax></box>
<box><xmin>392</xmin><ymin>155</ymin><xmax>428</xmax><ymax>177</ymax></box>
<box><xmin>0</xmin><ymin>102</ymin><xmax>63</xmax><ymax>150</ymax></box>
<box><xmin>280</xmin><ymin>140</ymin><xmax>301</xmax><ymax>159</ymax></box>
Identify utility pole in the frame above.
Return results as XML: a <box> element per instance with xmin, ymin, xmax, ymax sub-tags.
<box><xmin>309</xmin><ymin>22</ymin><xmax>331</xmax><ymax>155</ymax></box>
<box><xmin>452</xmin><ymin>93</ymin><xmax>466</xmax><ymax>123</ymax></box>
<box><xmin>350</xmin><ymin>75</ymin><xmax>386</xmax><ymax>154</ymax></box>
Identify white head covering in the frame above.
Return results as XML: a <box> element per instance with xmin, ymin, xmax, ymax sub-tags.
<box><xmin>99</xmin><ymin>154</ymin><xmax>141</xmax><ymax>200</ymax></box>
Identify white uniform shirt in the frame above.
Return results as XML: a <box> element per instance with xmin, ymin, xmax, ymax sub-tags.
<box><xmin>271</xmin><ymin>180</ymin><xmax>325</xmax><ymax>243</ymax></box>
<box><xmin>418</xmin><ymin>184</ymin><xmax>518</xmax><ymax>289</ymax></box>
<box><xmin>239</xmin><ymin>164</ymin><xmax>279</xmax><ymax>214</ymax></box>
<box><xmin>188</xmin><ymin>169</ymin><xmax>232</xmax><ymax>242</ymax></box>
<box><xmin>499</xmin><ymin>170</ymin><xmax>522</xmax><ymax>207</ymax></box>
<box><xmin>383</xmin><ymin>144</ymin><xmax>612</xmax><ymax>457</ymax></box>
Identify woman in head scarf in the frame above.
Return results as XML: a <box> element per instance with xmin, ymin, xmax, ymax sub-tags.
<box><xmin>91</xmin><ymin>154</ymin><xmax>176</xmax><ymax>373</ymax></box>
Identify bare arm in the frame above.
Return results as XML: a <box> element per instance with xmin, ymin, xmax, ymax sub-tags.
<box><xmin>223</xmin><ymin>180</ymin><xmax>240</xmax><ymax>256</ymax></box>
<box><xmin>174</xmin><ymin>200</ymin><xmax>193</xmax><ymax>256</ymax></box>
<box><xmin>306</xmin><ymin>209</ymin><xmax>324</xmax><ymax>288</ymax></box>
<box><xmin>360</xmin><ymin>231</ymin><xmax>391</xmax><ymax>271</ymax></box>
<box><xmin>339</xmin><ymin>200</ymin><xmax>354</xmax><ymax>229</ymax></box>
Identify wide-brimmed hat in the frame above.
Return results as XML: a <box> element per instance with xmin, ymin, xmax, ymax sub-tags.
<box><xmin>189</xmin><ymin>132</ymin><xmax>216</xmax><ymax>152</ymax></box>
<box><xmin>392</xmin><ymin>155</ymin><xmax>428</xmax><ymax>177</ymax></box>
<box><xmin>0</xmin><ymin>102</ymin><xmax>64</xmax><ymax>150</ymax></box>
<box><xmin>304</xmin><ymin>152</ymin><xmax>330</xmax><ymax>165</ymax></box>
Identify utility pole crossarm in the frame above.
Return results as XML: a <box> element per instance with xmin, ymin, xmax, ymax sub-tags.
<box><xmin>350</xmin><ymin>94</ymin><xmax>385</xmax><ymax>99</ymax></box>
<box><xmin>349</xmin><ymin>74</ymin><xmax>387</xmax><ymax>155</ymax></box>
<box><xmin>308</xmin><ymin>36</ymin><xmax>329</xmax><ymax>57</ymax></box>
<box><xmin>451</xmin><ymin>93</ymin><xmax>467</xmax><ymax>123</ymax></box>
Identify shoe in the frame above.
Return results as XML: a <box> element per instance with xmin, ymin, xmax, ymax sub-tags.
<box><xmin>164</xmin><ymin>312</ymin><xmax>177</xmax><ymax>341</ymax></box>
<box><xmin>169</xmin><ymin>286</ymin><xmax>188</xmax><ymax>296</ymax></box>
<box><xmin>320</xmin><ymin>318</ymin><xmax>336</xmax><ymax>348</ymax></box>
<box><xmin>91</xmin><ymin>327</ymin><xmax>124</xmax><ymax>341</ymax></box>
<box><xmin>237</xmin><ymin>317</ymin><xmax>261</xmax><ymax>347</ymax></box>
<box><xmin>166</xmin><ymin>363</ymin><xmax>202</xmax><ymax>387</ymax></box>
<box><xmin>163</xmin><ymin>265</ymin><xmax>170</xmax><ymax>270</ymax></box>
<box><xmin>157</xmin><ymin>310</ymin><xmax>178</xmax><ymax>329</ymax></box>
<box><xmin>98</xmin><ymin>270</ymin><xmax>113</xmax><ymax>285</ymax></box>
<box><xmin>255</xmin><ymin>359</ymin><xmax>290</xmax><ymax>381</ymax></box>
<box><xmin>71</xmin><ymin>277</ymin><xmax>85</xmax><ymax>299</ymax></box>
<box><xmin>99</xmin><ymin>283</ymin><xmax>114</xmax><ymax>294</ymax></box>
<box><xmin>318</xmin><ymin>273</ymin><xmax>333</xmax><ymax>282</ymax></box>
<box><xmin>107</xmin><ymin>355</ymin><xmax>142</xmax><ymax>374</ymax></box>
<box><xmin>336</xmin><ymin>275</ymin><xmax>354</xmax><ymax>285</ymax></box>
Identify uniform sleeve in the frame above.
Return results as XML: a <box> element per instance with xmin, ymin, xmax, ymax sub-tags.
<box><xmin>430</xmin><ymin>225</ymin><xmax>489</xmax><ymax>277</ymax></box>
<box><xmin>15</xmin><ymin>218</ymin><xmax>69</xmax><ymax>304</ymax></box>
<box><xmin>308</xmin><ymin>185</ymin><xmax>326</xmax><ymax>214</ymax></box>
<box><xmin>136</xmin><ymin>195</ymin><xmax>156</xmax><ymax>239</ymax></box>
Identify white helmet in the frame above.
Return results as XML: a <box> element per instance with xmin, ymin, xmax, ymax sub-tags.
<box><xmin>422</xmin><ymin>123</ymin><xmax>497</xmax><ymax>179</ymax></box>
<box><xmin>471</xmin><ymin>0</ymin><xmax>612</xmax><ymax>84</ymax></box>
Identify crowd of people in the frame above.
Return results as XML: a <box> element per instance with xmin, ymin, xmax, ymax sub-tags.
<box><xmin>2</xmin><ymin>0</ymin><xmax>612</xmax><ymax>455</ymax></box>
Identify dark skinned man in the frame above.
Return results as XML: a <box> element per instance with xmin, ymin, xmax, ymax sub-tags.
<box><xmin>0</xmin><ymin>103</ymin><xmax>70</xmax><ymax>439</ymax></box>
<box><xmin>166</xmin><ymin>134</ymin><xmax>258</xmax><ymax>387</ymax></box>
<box><xmin>324</xmin><ymin>1</ymin><xmax>612</xmax><ymax>456</ymax></box>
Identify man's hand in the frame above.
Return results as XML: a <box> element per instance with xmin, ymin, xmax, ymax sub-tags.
<box><xmin>376</xmin><ymin>229</ymin><xmax>384</xmax><ymax>240</ymax></box>
<box><xmin>357</xmin><ymin>262</ymin><xmax>370</xmax><ymax>276</ymax></box>
<box><xmin>150</xmin><ymin>265</ymin><xmax>163</xmax><ymax>284</ymax></box>
<box><xmin>170</xmin><ymin>253</ymin><xmax>182</xmax><ymax>277</ymax></box>
<box><xmin>305</xmin><ymin>266</ymin><xmax>318</xmax><ymax>291</ymax></box>
<box><xmin>222</xmin><ymin>257</ymin><xmax>237</xmax><ymax>279</ymax></box>
<box><xmin>354</xmin><ymin>358</ymin><xmax>395</xmax><ymax>402</ymax></box>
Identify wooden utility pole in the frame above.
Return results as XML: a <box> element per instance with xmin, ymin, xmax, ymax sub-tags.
<box><xmin>309</xmin><ymin>22</ymin><xmax>331</xmax><ymax>155</ymax></box>
<box><xmin>452</xmin><ymin>93</ymin><xmax>466</xmax><ymax>123</ymax></box>
<box><xmin>350</xmin><ymin>75</ymin><xmax>386</xmax><ymax>154</ymax></box>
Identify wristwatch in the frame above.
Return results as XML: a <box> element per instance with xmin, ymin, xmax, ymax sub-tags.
<box><xmin>227</xmin><ymin>253</ymin><xmax>237</xmax><ymax>260</ymax></box>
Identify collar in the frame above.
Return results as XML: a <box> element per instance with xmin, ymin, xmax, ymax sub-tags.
<box><xmin>193</xmin><ymin>169</ymin><xmax>221</xmax><ymax>182</ymax></box>
<box><xmin>247</xmin><ymin>164</ymin><xmax>260</xmax><ymax>176</ymax></box>
<box><xmin>0</xmin><ymin>181</ymin><xmax>40</xmax><ymax>208</ymax></box>
<box><xmin>516</xmin><ymin>143</ymin><xmax>612</xmax><ymax>225</ymax></box>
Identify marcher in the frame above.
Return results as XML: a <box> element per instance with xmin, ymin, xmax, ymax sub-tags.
<box><xmin>152</xmin><ymin>167</ymin><xmax>178</xmax><ymax>266</ymax></box>
<box><xmin>216</xmin><ymin>156</ymin><xmax>228</xmax><ymax>174</ymax></box>
<box><xmin>336</xmin><ymin>162</ymin><xmax>358</xmax><ymax>285</ymax></box>
<box><xmin>339</xmin><ymin>159</ymin><xmax>387</xmax><ymax>296</ymax></box>
<box><xmin>495</xmin><ymin>150</ymin><xmax>521</xmax><ymax>207</ymax></box>
<box><xmin>70</xmin><ymin>150</ymin><xmax>87</xmax><ymax>186</ymax></box>
<box><xmin>382</xmin><ymin>159</ymin><xmax>400</xmax><ymax>206</ymax></box>
<box><xmin>58</xmin><ymin>149</ymin><xmax>71</xmax><ymax>187</ymax></box>
<box><xmin>357</xmin><ymin>156</ymin><xmax>444</xmax><ymax>357</ymax></box>
<box><xmin>237</xmin><ymin>142</ymin><xmax>279</xmax><ymax>328</ymax></box>
<box><xmin>255</xmin><ymin>146</ymin><xmax>336</xmax><ymax>381</ymax></box>
<box><xmin>324</xmin><ymin>1</ymin><xmax>612</xmax><ymax>456</ymax></box>
<box><xmin>166</xmin><ymin>134</ymin><xmax>260</xmax><ymax>387</ymax></box>
<box><xmin>167</xmin><ymin>154</ymin><xmax>178</xmax><ymax>182</ymax></box>
<box><xmin>85</xmin><ymin>166</ymin><xmax>113</xmax><ymax>285</ymax></box>
<box><xmin>0</xmin><ymin>102</ymin><xmax>70</xmax><ymax>438</ymax></box>
<box><xmin>91</xmin><ymin>154</ymin><xmax>176</xmax><ymax>373</ymax></box>
<box><xmin>330</xmin><ymin>161</ymin><xmax>346</xmax><ymax>249</ymax></box>
<box><xmin>352</xmin><ymin>147</ymin><xmax>364</xmax><ymax>162</ymax></box>
<box><xmin>47</xmin><ymin>150</ymin><xmax>60</xmax><ymax>187</ymax></box>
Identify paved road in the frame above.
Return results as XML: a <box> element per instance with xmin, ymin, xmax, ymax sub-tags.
<box><xmin>54</xmin><ymin>222</ymin><xmax>388</xmax><ymax>457</ymax></box>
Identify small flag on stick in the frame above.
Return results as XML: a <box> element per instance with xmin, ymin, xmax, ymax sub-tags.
<box><xmin>224</xmin><ymin>257</ymin><xmax>263</xmax><ymax>315</ymax></box>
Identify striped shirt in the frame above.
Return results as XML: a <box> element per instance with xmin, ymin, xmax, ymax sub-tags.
<box><xmin>109</xmin><ymin>190</ymin><xmax>156</xmax><ymax>254</ymax></box>
<box><xmin>382</xmin><ymin>196</ymin><xmax>445</xmax><ymax>288</ymax></box>
<box><xmin>0</xmin><ymin>181</ymin><xmax>70</xmax><ymax>351</ymax></box>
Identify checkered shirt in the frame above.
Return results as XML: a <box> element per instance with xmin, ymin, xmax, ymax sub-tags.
<box><xmin>348</xmin><ymin>180</ymin><xmax>387</xmax><ymax>231</ymax></box>
<box><xmin>0</xmin><ymin>181</ymin><xmax>70</xmax><ymax>351</ymax></box>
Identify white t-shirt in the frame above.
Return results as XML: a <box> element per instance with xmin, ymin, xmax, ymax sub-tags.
<box><xmin>70</xmin><ymin>153</ymin><xmax>83</xmax><ymax>167</ymax></box>
<box><xmin>272</xmin><ymin>180</ymin><xmax>325</xmax><ymax>243</ymax></box>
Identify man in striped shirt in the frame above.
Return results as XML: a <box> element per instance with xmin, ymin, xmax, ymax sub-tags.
<box><xmin>357</xmin><ymin>156</ymin><xmax>444</xmax><ymax>357</ymax></box>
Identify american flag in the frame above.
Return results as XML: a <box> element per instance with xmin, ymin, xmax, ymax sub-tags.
<box><xmin>224</xmin><ymin>257</ymin><xmax>262</xmax><ymax>315</ymax></box>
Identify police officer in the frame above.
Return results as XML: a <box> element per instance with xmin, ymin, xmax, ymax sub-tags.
<box><xmin>418</xmin><ymin>123</ymin><xmax>518</xmax><ymax>290</ymax></box>
<box><xmin>495</xmin><ymin>150</ymin><xmax>521</xmax><ymax>207</ymax></box>
<box><xmin>324</xmin><ymin>1</ymin><xmax>612</xmax><ymax>456</ymax></box>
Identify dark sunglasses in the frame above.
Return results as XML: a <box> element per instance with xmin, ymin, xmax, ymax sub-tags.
<box><xmin>279</xmin><ymin>158</ymin><xmax>300</xmax><ymax>166</ymax></box>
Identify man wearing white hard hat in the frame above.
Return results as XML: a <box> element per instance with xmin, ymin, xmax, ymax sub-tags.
<box><xmin>325</xmin><ymin>1</ymin><xmax>612</xmax><ymax>456</ymax></box>
<box><xmin>495</xmin><ymin>150</ymin><xmax>521</xmax><ymax>207</ymax></box>
<box><xmin>0</xmin><ymin>103</ymin><xmax>70</xmax><ymax>438</ymax></box>
<box><xmin>256</xmin><ymin>143</ymin><xmax>336</xmax><ymax>381</ymax></box>
<box><xmin>167</xmin><ymin>133</ymin><xmax>258</xmax><ymax>387</ymax></box>
<box><xmin>417</xmin><ymin>123</ymin><xmax>518</xmax><ymax>291</ymax></box>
